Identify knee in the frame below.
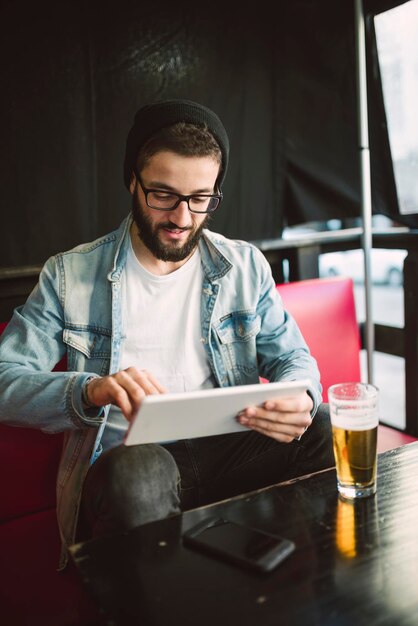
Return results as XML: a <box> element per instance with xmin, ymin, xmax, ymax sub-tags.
<box><xmin>80</xmin><ymin>444</ymin><xmax>181</xmax><ymax>538</ymax></box>
<box><xmin>88</xmin><ymin>443</ymin><xmax>179</xmax><ymax>502</ymax></box>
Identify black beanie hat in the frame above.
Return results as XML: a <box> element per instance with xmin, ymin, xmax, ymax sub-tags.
<box><xmin>123</xmin><ymin>99</ymin><xmax>229</xmax><ymax>190</ymax></box>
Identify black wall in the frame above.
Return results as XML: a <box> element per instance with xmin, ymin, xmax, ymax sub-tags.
<box><xmin>0</xmin><ymin>0</ymin><xmax>405</xmax><ymax>269</ymax></box>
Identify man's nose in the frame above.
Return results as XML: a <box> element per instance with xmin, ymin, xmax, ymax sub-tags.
<box><xmin>170</xmin><ymin>200</ymin><xmax>192</xmax><ymax>227</ymax></box>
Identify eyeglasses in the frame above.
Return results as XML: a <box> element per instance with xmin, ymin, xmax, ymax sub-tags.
<box><xmin>135</xmin><ymin>174</ymin><xmax>222</xmax><ymax>214</ymax></box>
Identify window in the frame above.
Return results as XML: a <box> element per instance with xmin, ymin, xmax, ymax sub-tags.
<box><xmin>375</xmin><ymin>1</ymin><xmax>418</xmax><ymax>215</ymax></box>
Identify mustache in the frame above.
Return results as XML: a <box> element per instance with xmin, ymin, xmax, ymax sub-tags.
<box><xmin>158</xmin><ymin>222</ymin><xmax>192</xmax><ymax>232</ymax></box>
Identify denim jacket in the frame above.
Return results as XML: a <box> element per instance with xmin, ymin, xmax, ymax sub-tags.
<box><xmin>0</xmin><ymin>215</ymin><xmax>321</xmax><ymax>568</ymax></box>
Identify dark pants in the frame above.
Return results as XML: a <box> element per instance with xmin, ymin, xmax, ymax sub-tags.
<box><xmin>79</xmin><ymin>403</ymin><xmax>334</xmax><ymax>540</ymax></box>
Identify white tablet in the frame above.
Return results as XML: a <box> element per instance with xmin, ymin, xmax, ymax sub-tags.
<box><xmin>124</xmin><ymin>379</ymin><xmax>312</xmax><ymax>446</ymax></box>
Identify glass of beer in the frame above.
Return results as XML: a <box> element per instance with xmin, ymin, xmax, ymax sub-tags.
<box><xmin>328</xmin><ymin>382</ymin><xmax>379</xmax><ymax>499</ymax></box>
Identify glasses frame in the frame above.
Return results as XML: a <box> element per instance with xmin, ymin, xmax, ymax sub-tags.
<box><xmin>135</xmin><ymin>173</ymin><xmax>223</xmax><ymax>214</ymax></box>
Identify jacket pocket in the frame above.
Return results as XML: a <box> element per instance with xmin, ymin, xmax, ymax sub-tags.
<box><xmin>213</xmin><ymin>312</ymin><xmax>261</xmax><ymax>384</ymax></box>
<box><xmin>214</xmin><ymin>312</ymin><xmax>261</xmax><ymax>344</ymax></box>
<box><xmin>63</xmin><ymin>328</ymin><xmax>111</xmax><ymax>375</ymax></box>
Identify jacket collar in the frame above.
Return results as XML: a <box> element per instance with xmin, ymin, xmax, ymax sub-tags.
<box><xmin>108</xmin><ymin>215</ymin><xmax>232</xmax><ymax>282</ymax></box>
<box><xmin>199</xmin><ymin>230</ymin><xmax>233</xmax><ymax>281</ymax></box>
<box><xmin>107</xmin><ymin>216</ymin><xmax>132</xmax><ymax>282</ymax></box>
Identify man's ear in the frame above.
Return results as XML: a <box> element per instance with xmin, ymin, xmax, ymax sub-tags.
<box><xmin>129</xmin><ymin>172</ymin><xmax>136</xmax><ymax>195</ymax></box>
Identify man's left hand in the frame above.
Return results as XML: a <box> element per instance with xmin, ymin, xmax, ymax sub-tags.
<box><xmin>237</xmin><ymin>392</ymin><xmax>313</xmax><ymax>442</ymax></box>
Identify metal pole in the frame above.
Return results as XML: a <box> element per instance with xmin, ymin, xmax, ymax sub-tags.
<box><xmin>354</xmin><ymin>0</ymin><xmax>374</xmax><ymax>383</ymax></box>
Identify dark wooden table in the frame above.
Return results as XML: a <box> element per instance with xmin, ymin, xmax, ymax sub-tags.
<box><xmin>70</xmin><ymin>442</ymin><xmax>418</xmax><ymax>626</ymax></box>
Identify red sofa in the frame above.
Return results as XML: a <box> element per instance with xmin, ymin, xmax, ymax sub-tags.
<box><xmin>0</xmin><ymin>277</ymin><xmax>382</xmax><ymax>624</ymax></box>
<box><xmin>0</xmin><ymin>322</ymin><xmax>99</xmax><ymax>626</ymax></box>
<box><xmin>276</xmin><ymin>276</ymin><xmax>361</xmax><ymax>401</ymax></box>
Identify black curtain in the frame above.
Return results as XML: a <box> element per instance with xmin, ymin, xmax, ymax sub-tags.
<box><xmin>0</xmin><ymin>0</ymin><xmax>413</xmax><ymax>268</ymax></box>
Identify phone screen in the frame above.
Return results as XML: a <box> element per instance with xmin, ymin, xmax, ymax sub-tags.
<box><xmin>183</xmin><ymin>518</ymin><xmax>295</xmax><ymax>573</ymax></box>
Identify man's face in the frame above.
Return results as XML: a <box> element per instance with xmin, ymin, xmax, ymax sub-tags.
<box><xmin>130</xmin><ymin>151</ymin><xmax>220</xmax><ymax>263</ymax></box>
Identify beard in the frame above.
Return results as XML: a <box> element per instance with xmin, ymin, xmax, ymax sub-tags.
<box><xmin>131</xmin><ymin>193</ymin><xmax>210</xmax><ymax>262</ymax></box>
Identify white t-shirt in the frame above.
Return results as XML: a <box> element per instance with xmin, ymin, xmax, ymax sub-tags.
<box><xmin>102</xmin><ymin>241</ymin><xmax>215</xmax><ymax>449</ymax></box>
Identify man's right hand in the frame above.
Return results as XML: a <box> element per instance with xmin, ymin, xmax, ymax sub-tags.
<box><xmin>85</xmin><ymin>368</ymin><xmax>167</xmax><ymax>422</ymax></box>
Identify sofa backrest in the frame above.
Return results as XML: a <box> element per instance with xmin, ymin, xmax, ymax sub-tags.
<box><xmin>277</xmin><ymin>276</ymin><xmax>362</xmax><ymax>401</ymax></box>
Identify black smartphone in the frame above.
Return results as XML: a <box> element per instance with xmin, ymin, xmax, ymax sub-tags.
<box><xmin>183</xmin><ymin>516</ymin><xmax>295</xmax><ymax>574</ymax></box>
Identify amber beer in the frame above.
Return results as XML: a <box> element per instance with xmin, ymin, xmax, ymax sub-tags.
<box><xmin>332</xmin><ymin>424</ymin><xmax>378</xmax><ymax>490</ymax></box>
<box><xmin>329</xmin><ymin>383</ymin><xmax>379</xmax><ymax>499</ymax></box>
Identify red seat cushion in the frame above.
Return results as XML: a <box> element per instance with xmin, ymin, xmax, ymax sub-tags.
<box><xmin>0</xmin><ymin>424</ymin><xmax>63</xmax><ymax>522</ymax></box>
<box><xmin>277</xmin><ymin>277</ymin><xmax>361</xmax><ymax>401</ymax></box>
<box><xmin>0</xmin><ymin>509</ymin><xmax>99</xmax><ymax>625</ymax></box>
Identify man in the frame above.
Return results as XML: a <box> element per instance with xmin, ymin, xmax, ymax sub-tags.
<box><xmin>0</xmin><ymin>99</ymin><xmax>334</xmax><ymax>568</ymax></box>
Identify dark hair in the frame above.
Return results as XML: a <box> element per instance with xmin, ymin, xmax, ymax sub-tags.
<box><xmin>135</xmin><ymin>122</ymin><xmax>222</xmax><ymax>182</ymax></box>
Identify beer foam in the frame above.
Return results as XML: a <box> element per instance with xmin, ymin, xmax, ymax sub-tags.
<box><xmin>331</xmin><ymin>408</ymin><xmax>379</xmax><ymax>431</ymax></box>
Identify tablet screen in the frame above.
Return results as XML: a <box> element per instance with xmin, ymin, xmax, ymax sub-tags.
<box><xmin>124</xmin><ymin>379</ymin><xmax>312</xmax><ymax>446</ymax></box>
